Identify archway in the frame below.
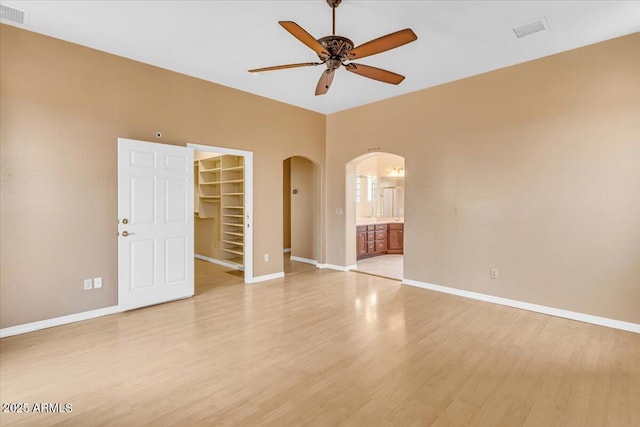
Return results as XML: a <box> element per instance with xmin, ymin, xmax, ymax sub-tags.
<box><xmin>283</xmin><ymin>156</ymin><xmax>321</xmax><ymax>275</ymax></box>
<box><xmin>346</xmin><ymin>152</ymin><xmax>405</xmax><ymax>280</ymax></box>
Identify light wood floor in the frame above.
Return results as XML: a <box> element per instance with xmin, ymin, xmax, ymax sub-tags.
<box><xmin>1</xmin><ymin>260</ymin><xmax>639</xmax><ymax>426</ymax></box>
<box><xmin>283</xmin><ymin>252</ymin><xmax>317</xmax><ymax>276</ymax></box>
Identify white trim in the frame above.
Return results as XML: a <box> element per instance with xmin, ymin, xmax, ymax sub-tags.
<box><xmin>317</xmin><ymin>263</ymin><xmax>357</xmax><ymax>272</ymax></box>
<box><xmin>290</xmin><ymin>256</ymin><xmax>317</xmax><ymax>265</ymax></box>
<box><xmin>0</xmin><ymin>306</ymin><xmax>120</xmax><ymax>338</ymax></box>
<box><xmin>247</xmin><ymin>272</ymin><xmax>285</xmax><ymax>283</ymax></box>
<box><xmin>402</xmin><ymin>279</ymin><xmax>640</xmax><ymax>334</ymax></box>
<box><xmin>195</xmin><ymin>254</ymin><xmax>244</xmax><ymax>271</ymax></box>
<box><xmin>188</xmin><ymin>143</ymin><xmax>254</xmax><ymax>284</ymax></box>
<box><xmin>283</xmin><ymin>248</ymin><xmax>291</xmax><ymax>253</ymax></box>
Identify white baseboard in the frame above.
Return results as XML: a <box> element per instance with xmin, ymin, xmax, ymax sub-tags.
<box><xmin>248</xmin><ymin>272</ymin><xmax>285</xmax><ymax>283</ymax></box>
<box><xmin>195</xmin><ymin>254</ymin><xmax>244</xmax><ymax>271</ymax></box>
<box><xmin>402</xmin><ymin>279</ymin><xmax>640</xmax><ymax>334</ymax></box>
<box><xmin>290</xmin><ymin>256</ymin><xmax>317</xmax><ymax>265</ymax></box>
<box><xmin>317</xmin><ymin>263</ymin><xmax>358</xmax><ymax>272</ymax></box>
<box><xmin>0</xmin><ymin>305</ymin><xmax>121</xmax><ymax>338</ymax></box>
<box><xmin>283</xmin><ymin>248</ymin><xmax>291</xmax><ymax>253</ymax></box>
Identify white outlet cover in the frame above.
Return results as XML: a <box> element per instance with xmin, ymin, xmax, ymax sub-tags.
<box><xmin>83</xmin><ymin>279</ymin><xmax>93</xmax><ymax>290</ymax></box>
<box><xmin>93</xmin><ymin>277</ymin><xmax>102</xmax><ymax>288</ymax></box>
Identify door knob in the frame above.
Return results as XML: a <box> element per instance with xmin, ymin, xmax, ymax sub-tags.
<box><xmin>121</xmin><ymin>231</ymin><xmax>135</xmax><ymax>237</ymax></box>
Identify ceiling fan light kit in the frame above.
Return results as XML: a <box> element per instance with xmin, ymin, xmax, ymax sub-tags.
<box><xmin>249</xmin><ymin>0</ymin><xmax>417</xmax><ymax>96</ymax></box>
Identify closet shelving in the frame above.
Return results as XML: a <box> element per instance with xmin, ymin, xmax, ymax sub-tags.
<box><xmin>220</xmin><ymin>155</ymin><xmax>245</xmax><ymax>267</ymax></box>
<box><xmin>195</xmin><ymin>154</ymin><xmax>245</xmax><ymax>269</ymax></box>
<box><xmin>196</xmin><ymin>157</ymin><xmax>221</xmax><ymax>219</ymax></box>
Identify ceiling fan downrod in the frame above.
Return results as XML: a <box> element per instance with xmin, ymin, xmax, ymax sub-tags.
<box><xmin>327</xmin><ymin>0</ymin><xmax>342</xmax><ymax>35</ymax></box>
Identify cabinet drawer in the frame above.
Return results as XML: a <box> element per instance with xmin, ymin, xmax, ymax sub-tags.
<box><xmin>367</xmin><ymin>231</ymin><xmax>376</xmax><ymax>241</ymax></box>
<box><xmin>375</xmin><ymin>241</ymin><xmax>387</xmax><ymax>252</ymax></box>
<box><xmin>375</xmin><ymin>231</ymin><xmax>387</xmax><ymax>240</ymax></box>
<box><xmin>366</xmin><ymin>225</ymin><xmax>375</xmax><ymax>231</ymax></box>
<box><xmin>389</xmin><ymin>223</ymin><xmax>403</xmax><ymax>230</ymax></box>
<box><xmin>367</xmin><ymin>242</ymin><xmax>375</xmax><ymax>252</ymax></box>
<box><xmin>375</xmin><ymin>224</ymin><xmax>387</xmax><ymax>231</ymax></box>
<box><xmin>357</xmin><ymin>225</ymin><xmax>366</xmax><ymax>233</ymax></box>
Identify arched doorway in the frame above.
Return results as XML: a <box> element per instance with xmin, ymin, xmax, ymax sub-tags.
<box><xmin>283</xmin><ymin>156</ymin><xmax>321</xmax><ymax>275</ymax></box>
<box><xmin>347</xmin><ymin>152</ymin><xmax>405</xmax><ymax>280</ymax></box>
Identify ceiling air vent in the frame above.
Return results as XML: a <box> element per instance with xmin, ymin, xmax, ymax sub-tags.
<box><xmin>513</xmin><ymin>17</ymin><xmax>548</xmax><ymax>38</ymax></box>
<box><xmin>0</xmin><ymin>4</ymin><xmax>26</xmax><ymax>25</ymax></box>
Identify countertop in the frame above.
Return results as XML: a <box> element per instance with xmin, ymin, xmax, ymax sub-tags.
<box><xmin>356</xmin><ymin>217</ymin><xmax>404</xmax><ymax>226</ymax></box>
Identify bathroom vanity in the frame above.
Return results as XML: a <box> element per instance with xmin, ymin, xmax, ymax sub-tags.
<box><xmin>356</xmin><ymin>220</ymin><xmax>404</xmax><ymax>260</ymax></box>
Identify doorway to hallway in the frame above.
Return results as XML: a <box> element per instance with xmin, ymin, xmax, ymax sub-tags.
<box><xmin>283</xmin><ymin>156</ymin><xmax>320</xmax><ymax>275</ymax></box>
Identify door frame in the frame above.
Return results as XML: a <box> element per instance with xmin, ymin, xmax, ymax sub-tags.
<box><xmin>283</xmin><ymin>155</ymin><xmax>322</xmax><ymax>270</ymax></box>
<box><xmin>188</xmin><ymin>143</ymin><xmax>254</xmax><ymax>284</ymax></box>
<box><xmin>347</xmin><ymin>152</ymin><xmax>406</xmax><ymax>277</ymax></box>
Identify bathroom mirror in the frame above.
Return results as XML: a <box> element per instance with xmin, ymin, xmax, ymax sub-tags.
<box><xmin>380</xmin><ymin>186</ymin><xmax>404</xmax><ymax>218</ymax></box>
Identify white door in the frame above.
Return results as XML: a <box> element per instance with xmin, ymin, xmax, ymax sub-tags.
<box><xmin>118</xmin><ymin>138</ymin><xmax>194</xmax><ymax>311</ymax></box>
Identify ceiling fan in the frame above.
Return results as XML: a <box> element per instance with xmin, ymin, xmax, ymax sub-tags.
<box><xmin>249</xmin><ymin>0</ymin><xmax>418</xmax><ymax>96</ymax></box>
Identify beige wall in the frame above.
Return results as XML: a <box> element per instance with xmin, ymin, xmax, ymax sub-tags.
<box><xmin>0</xmin><ymin>25</ymin><xmax>325</xmax><ymax>328</ymax></box>
<box><xmin>195</xmin><ymin>217</ymin><xmax>220</xmax><ymax>259</ymax></box>
<box><xmin>290</xmin><ymin>157</ymin><xmax>319</xmax><ymax>261</ymax></box>
<box><xmin>326</xmin><ymin>33</ymin><xmax>640</xmax><ymax>324</ymax></box>
<box><xmin>1</xmin><ymin>24</ymin><xmax>638</xmax><ymax>329</ymax></box>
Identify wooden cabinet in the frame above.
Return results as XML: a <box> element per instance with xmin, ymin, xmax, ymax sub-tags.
<box><xmin>374</xmin><ymin>224</ymin><xmax>387</xmax><ymax>253</ymax></box>
<box><xmin>387</xmin><ymin>223</ymin><xmax>404</xmax><ymax>254</ymax></box>
<box><xmin>356</xmin><ymin>222</ymin><xmax>403</xmax><ymax>260</ymax></box>
<box><xmin>357</xmin><ymin>223</ymin><xmax>394</xmax><ymax>260</ymax></box>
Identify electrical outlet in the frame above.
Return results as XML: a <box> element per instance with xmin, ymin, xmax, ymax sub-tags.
<box><xmin>264</xmin><ymin>253</ymin><xmax>269</xmax><ymax>262</ymax></box>
<box><xmin>83</xmin><ymin>279</ymin><xmax>93</xmax><ymax>290</ymax></box>
<box><xmin>490</xmin><ymin>268</ymin><xmax>499</xmax><ymax>279</ymax></box>
<box><xmin>93</xmin><ymin>277</ymin><xmax>102</xmax><ymax>289</ymax></box>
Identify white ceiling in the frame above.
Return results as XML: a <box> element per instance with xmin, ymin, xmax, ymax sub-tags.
<box><xmin>2</xmin><ymin>1</ymin><xmax>639</xmax><ymax>114</ymax></box>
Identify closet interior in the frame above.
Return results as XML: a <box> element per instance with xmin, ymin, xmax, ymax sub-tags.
<box><xmin>194</xmin><ymin>151</ymin><xmax>245</xmax><ymax>270</ymax></box>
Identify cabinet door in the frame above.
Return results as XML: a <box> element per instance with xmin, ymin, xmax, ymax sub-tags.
<box><xmin>356</xmin><ymin>232</ymin><xmax>367</xmax><ymax>258</ymax></box>
<box><xmin>388</xmin><ymin>225</ymin><xmax>404</xmax><ymax>253</ymax></box>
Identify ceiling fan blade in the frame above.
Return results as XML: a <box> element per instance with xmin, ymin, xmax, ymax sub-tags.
<box><xmin>315</xmin><ymin>69</ymin><xmax>335</xmax><ymax>96</ymax></box>
<box><xmin>348</xmin><ymin>28</ymin><xmax>417</xmax><ymax>60</ymax></box>
<box><xmin>248</xmin><ymin>62</ymin><xmax>323</xmax><ymax>73</ymax></box>
<box><xmin>345</xmin><ymin>63</ymin><xmax>405</xmax><ymax>85</ymax></box>
<box><xmin>279</xmin><ymin>21</ymin><xmax>330</xmax><ymax>59</ymax></box>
